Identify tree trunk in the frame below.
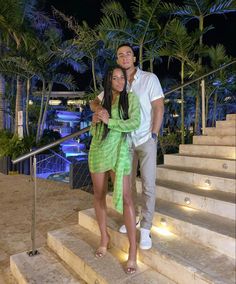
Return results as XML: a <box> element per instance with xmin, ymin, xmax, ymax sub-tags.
<box><xmin>25</xmin><ymin>78</ymin><xmax>31</xmax><ymax>136</ymax></box>
<box><xmin>91</xmin><ymin>58</ymin><xmax>97</xmax><ymax>92</ymax></box>
<box><xmin>181</xmin><ymin>61</ymin><xmax>184</xmax><ymax>144</ymax></box>
<box><xmin>36</xmin><ymin>79</ymin><xmax>46</xmax><ymax>143</ymax></box>
<box><xmin>139</xmin><ymin>44</ymin><xmax>143</xmax><ymax>70</ymax></box>
<box><xmin>14</xmin><ymin>76</ymin><xmax>24</xmax><ymax>136</ymax></box>
<box><xmin>0</xmin><ymin>74</ymin><xmax>6</xmax><ymax>130</ymax></box>
<box><xmin>194</xmin><ymin>83</ymin><xmax>200</xmax><ymax>135</ymax></box>
<box><xmin>38</xmin><ymin>82</ymin><xmax>53</xmax><ymax>141</ymax></box>
<box><xmin>212</xmin><ymin>92</ymin><xmax>218</xmax><ymax>127</ymax></box>
<box><xmin>150</xmin><ymin>59</ymin><xmax>153</xmax><ymax>73</ymax></box>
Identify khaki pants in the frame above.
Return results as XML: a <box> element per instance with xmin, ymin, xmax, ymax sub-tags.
<box><xmin>131</xmin><ymin>137</ymin><xmax>157</xmax><ymax>230</ymax></box>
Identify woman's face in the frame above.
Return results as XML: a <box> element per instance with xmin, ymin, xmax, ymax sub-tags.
<box><xmin>111</xmin><ymin>68</ymin><xmax>125</xmax><ymax>93</ymax></box>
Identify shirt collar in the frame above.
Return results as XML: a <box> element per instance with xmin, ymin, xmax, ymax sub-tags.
<box><xmin>134</xmin><ymin>67</ymin><xmax>141</xmax><ymax>80</ymax></box>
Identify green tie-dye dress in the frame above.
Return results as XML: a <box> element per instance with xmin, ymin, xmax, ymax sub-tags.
<box><xmin>89</xmin><ymin>92</ymin><xmax>140</xmax><ymax>213</ymax></box>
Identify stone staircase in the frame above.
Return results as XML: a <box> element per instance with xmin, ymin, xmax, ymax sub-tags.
<box><xmin>10</xmin><ymin>114</ymin><xmax>236</xmax><ymax>284</ymax></box>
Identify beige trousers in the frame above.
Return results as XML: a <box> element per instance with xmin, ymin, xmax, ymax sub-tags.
<box><xmin>131</xmin><ymin>137</ymin><xmax>157</xmax><ymax>230</ymax></box>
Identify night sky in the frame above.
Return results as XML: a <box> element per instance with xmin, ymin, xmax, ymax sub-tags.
<box><xmin>38</xmin><ymin>0</ymin><xmax>236</xmax><ymax>90</ymax></box>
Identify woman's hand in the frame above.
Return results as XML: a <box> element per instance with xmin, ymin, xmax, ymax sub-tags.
<box><xmin>97</xmin><ymin>109</ymin><xmax>110</xmax><ymax>124</ymax></box>
<box><xmin>92</xmin><ymin>113</ymin><xmax>100</xmax><ymax>125</ymax></box>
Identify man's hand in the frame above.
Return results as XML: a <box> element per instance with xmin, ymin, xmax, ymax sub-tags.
<box><xmin>90</xmin><ymin>97</ymin><xmax>103</xmax><ymax>112</ymax></box>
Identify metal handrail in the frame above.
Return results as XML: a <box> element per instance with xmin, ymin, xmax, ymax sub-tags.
<box><xmin>12</xmin><ymin>126</ymin><xmax>90</xmax><ymax>164</ymax></box>
<box><xmin>12</xmin><ymin>60</ymin><xmax>236</xmax><ymax>165</ymax></box>
<box><xmin>164</xmin><ymin>60</ymin><xmax>236</xmax><ymax>96</ymax></box>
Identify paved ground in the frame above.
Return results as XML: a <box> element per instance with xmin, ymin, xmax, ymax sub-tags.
<box><xmin>0</xmin><ymin>173</ymin><xmax>94</xmax><ymax>284</ymax></box>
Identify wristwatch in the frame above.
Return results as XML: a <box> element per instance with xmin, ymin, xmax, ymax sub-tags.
<box><xmin>151</xmin><ymin>132</ymin><xmax>158</xmax><ymax>141</ymax></box>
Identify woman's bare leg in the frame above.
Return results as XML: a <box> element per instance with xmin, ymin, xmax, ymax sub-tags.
<box><xmin>110</xmin><ymin>171</ymin><xmax>137</xmax><ymax>271</ymax></box>
<box><xmin>123</xmin><ymin>175</ymin><xmax>137</xmax><ymax>266</ymax></box>
<box><xmin>91</xmin><ymin>172</ymin><xmax>110</xmax><ymax>250</ymax></box>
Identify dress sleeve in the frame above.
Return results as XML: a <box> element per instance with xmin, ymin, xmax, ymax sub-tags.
<box><xmin>90</xmin><ymin>124</ymin><xmax>97</xmax><ymax>136</ymax></box>
<box><xmin>108</xmin><ymin>92</ymin><xmax>140</xmax><ymax>132</ymax></box>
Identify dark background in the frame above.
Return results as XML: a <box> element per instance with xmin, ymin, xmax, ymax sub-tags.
<box><xmin>38</xmin><ymin>0</ymin><xmax>236</xmax><ymax>89</ymax></box>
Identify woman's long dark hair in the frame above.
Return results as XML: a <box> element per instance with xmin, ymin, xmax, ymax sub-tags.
<box><xmin>101</xmin><ymin>65</ymin><xmax>129</xmax><ymax>139</ymax></box>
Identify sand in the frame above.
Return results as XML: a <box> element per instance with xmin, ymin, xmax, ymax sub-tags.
<box><xmin>0</xmin><ymin>173</ymin><xmax>94</xmax><ymax>283</ymax></box>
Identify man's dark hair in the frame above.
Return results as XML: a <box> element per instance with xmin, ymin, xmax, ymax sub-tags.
<box><xmin>116</xmin><ymin>43</ymin><xmax>135</xmax><ymax>55</ymax></box>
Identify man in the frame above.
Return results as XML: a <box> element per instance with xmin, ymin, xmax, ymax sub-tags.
<box><xmin>91</xmin><ymin>43</ymin><xmax>164</xmax><ymax>250</ymax></box>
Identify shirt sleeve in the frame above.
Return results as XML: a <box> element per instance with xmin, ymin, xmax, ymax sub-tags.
<box><xmin>149</xmin><ymin>74</ymin><xmax>164</xmax><ymax>102</ymax></box>
<box><xmin>108</xmin><ymin>93</ymin><xmax>140</xmax><ymax>132</ymax></box>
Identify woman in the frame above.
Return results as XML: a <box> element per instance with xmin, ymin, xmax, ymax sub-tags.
<box><xmin>89</xmin><ymin>65</ymin><xmax>140</xmax><ymax>274</ymax></box>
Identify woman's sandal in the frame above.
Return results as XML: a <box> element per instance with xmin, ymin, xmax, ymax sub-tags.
<box><xmin>125</xmin><ymin>260</ymin><xmax>137</xmax><ymax>274</ymax></box>
<box><xmin>95</xmin><ymin>239</ymin><xmax>111</xmax><ymax>259</ymax></box>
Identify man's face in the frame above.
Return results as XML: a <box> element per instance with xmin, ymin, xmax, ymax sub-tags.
<box><xmin>116</xmin><ymin>46</ymin><xmax>135</xmax><ymax>70</ymax></box>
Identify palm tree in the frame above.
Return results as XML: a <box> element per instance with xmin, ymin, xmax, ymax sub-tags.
<box><xmin>53</xmin><ymin>8</ymin><xmax>102</xmax><ymax>92</ymax></box>
<box><xmin>161</xmin><ymin>0</ymin><xmax>236</xmax><ymax>133</ymax></box>
<box><xmin>98</xmin><ymin>0</ymin><xmax>162</xmax><ymax>69</ymax></box>
<box><xmin>206</xmin><ymin>45</ymin><xmax>234</xmax><ymax>126</ymax></box>
<box><xmin>0</xmin><ymin>0</ymin><xmax>24</xmax><ymax>131</ymax></box>
<box><xmin>159</xmin><ymin>18</ymin><xmax>202</xmax><ymax>143</ymax></box>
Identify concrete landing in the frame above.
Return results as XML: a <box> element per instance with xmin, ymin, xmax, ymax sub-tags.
<box><xmin>10</xmin><ymin>247</ymin><xmax>84</xmax><ymax>284</ymax></box>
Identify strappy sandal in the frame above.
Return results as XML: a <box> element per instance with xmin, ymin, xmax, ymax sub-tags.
<box><xmin>125</xmin><ymin>260</ymin><xmax>137</xmax><ymax>274</ymax></box>
<box><xmin>95</xmin><ymin>238</ymin><xmax>111</xmax><ymax>259</ymax></box>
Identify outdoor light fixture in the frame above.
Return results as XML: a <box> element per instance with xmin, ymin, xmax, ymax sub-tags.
<box><xmin>160</xmin><ymin>218</ymin><xmax>167</xmax><ymax>227</ymax></box>
<box><xmin>222</xmin><ymin>163</ymin><xmax>228</xmax><ymax>169</ymax></box>
<box><xmin>205</xmin><ymin>179</ymin><xmax>211</xmax><ymax>186</ymax></box>
<box><xmin>153</xmin><ymin>226</ymin><xmax>174</xmax><ymax>237</ymax></box>
<box><xmin>184</xmin><ymin>197</ymin><xmax>191</xmax><ymax>205</ymax></box>
<box><xmin>181</xmin><ymin>205</ymin><xmax>196</xmax><ymax>212</ymax></box>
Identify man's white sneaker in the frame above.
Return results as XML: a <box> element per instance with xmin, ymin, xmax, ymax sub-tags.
<box><xmin>118</xmin><ymin>218</ymin><xmax>140</xmax><ymax>234</ymax></box>
<box><xmin>139</xmin><ymin>228</ymin><xmax>152</xmax><ymax>250</ymax></box>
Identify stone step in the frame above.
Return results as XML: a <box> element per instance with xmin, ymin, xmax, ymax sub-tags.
<box><xmin>179</xmin><ymin>144</ymin><xmax>236</xmax><ymax>159</ymax></box>
<box><xmin>164</xmin><ymin>154</ymin><xmax>236</xmax><ymax>174</ymax></box>
<box><xmin>216</xmin><ymin>120</ymin><xmax>236</xmax><ymax>128</ymax></box>
<box><xmin>193</xmin><ymin>135</ymin><xmax>236</xmax><ymax>146</ymax></box>
<box><xmin>10</xmin><ymin>247</ymin><xmax>84</xmax><ymax>284</ymax></box>
<box><xmin>149</xmin><ymin>179</ymin><xmax>236</xmax><ymax>220</ymax></box>
<box><xmin>226</xmin><ymin>113</ymin><xmax>236</xmax><ymax>120</ymax></box>
<box><xmin>47</xmin><ymin>225</ymin><xmax>174</xmax><ymax>284</ymax></box>
<box><xmin>157</xmin><ymin>165</ymin><xmax>235</xmax><ymax>194</ymax></box>
<box><xmin>79</xmin><ymin>208</ymin><xmax>236</xmax><ymax>284</ymax></box>
<box><xmin>205</xmin><ymin>126</ymin><xmax>236</xmax><ymax>136</ymax></box>
<box><xmin>106</xmin><ymin>194</ymin><xmax>235</xmax><ymax>258</ymax></box>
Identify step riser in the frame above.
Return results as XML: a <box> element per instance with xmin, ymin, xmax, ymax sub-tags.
<box><xmin>47</xmin><ymin>232</ymin><xmax>108</xmax><ymax>284</ymax></box>
<box><xmin>205</xmin><ymin>127</ymin><xmax>236</xmax><ymax>136</ymax></box>
<box><xmin>226</xmin><ymin>114</ymin><xmax>236</xmax><ymax>120</ymax></box>
<box><xmin>153</xmin><ymin>214</ymin><xmax>235</xmax><ymax>259</ymax></box>
<box><xmin>10</xmin><ymin>257</ymin><xmax>28</xmax><ymax>284</ymax></box>
<box><xmin>164</xmin><ymin>155</ymin><xmax>236</xmax><ymax>174</ymax></box>
<box><xmin>157</xmin><ymin>168</ymin><xmax>235</xmax><ymax>194</ymax></box>
<box><xmin>156</xmin><ymin>185</ymin><xmax>236</xmax><ymax>220</ymax></box>
<box><xmin>106</xmin><ymin>194</ymin><xmax>235</xmax><ymax>258</ymax></box>
<box><xmin>193</xmin><ymin>136</ymin><xmax>236</xmax><ymax>146</ymax></box>
<box><xmin>179</xmin><ymin>145</ymin><xmax>236</xmax><ymax>159</ymax></box>
<box><xmin>216</xmin><ymin>120</ymin><xmax>236</xmax><ymax>128</ymax></box>
<box><xmin>78</xmin><ymin>211</ymin><xmax>212</xmax><ymax>284</ymax></box>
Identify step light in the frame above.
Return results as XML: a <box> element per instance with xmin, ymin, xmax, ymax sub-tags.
<box><xmin>153</xmin><ymin>226</ymin><xmax>174</xmax><ymax>237</ymax></box>
<box><xmin>222</xmin><ymin>163</ymin><xmax>228</xmax><ymax>169</ymax></box>
<box><xmin>160</xmin><ymin>218</ymin><xmax>167</xmax><ymax>227</ymax></box>
<box><xmin>184</xmin><ymin>197</ymin><xmax>191</xmax><ymax>205</ymax></box>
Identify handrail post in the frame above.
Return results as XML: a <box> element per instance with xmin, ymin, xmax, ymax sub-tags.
<box><xmin>201</xmin><ymin>79</ymin><xmax>206</xmax><ymax>135</ymax></box>
<box><xmin>27</xmin><ymin>155</ymin><xmax>39</xmax><ymax>256</ymax></box>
